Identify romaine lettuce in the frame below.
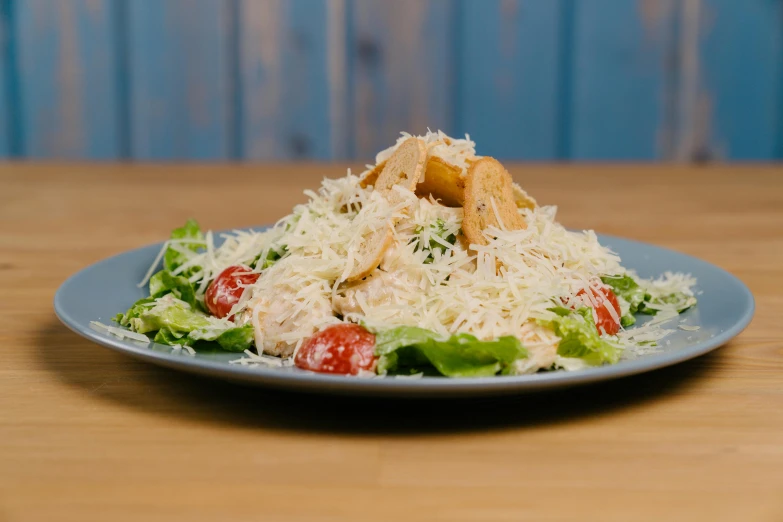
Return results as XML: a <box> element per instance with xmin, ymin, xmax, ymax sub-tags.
<box><xmin>163</xmin><ymin>219</ymin><xmax>205</xmax><ymax>277</ymax></box>
<box><xmin>542</xmin><ymin>308</ymin><xmax>621</xmax><ymax>366</ymax></box>
<box><xmin>149</xmin><ymin>270</ymin><xmax>199</xmax><ymax>308</ymax></box>
<box><xmin>601</xmin><ymin>274</ymin><xmax>696</xmax><ymax>316</ymax></box>
<box><xmin>374</xmin><ymin>326</ymin><xmax>527</xmax><ymax>377</ymax></box>
<box><xmin>117</xmin><ymin>295</ymin><xmax>253</xmax><ymax>352</ymax></box>
<box><xmin>601</xmin><ymin>274</ymin><xmax>645</xmax><ymax>326</ymax></box>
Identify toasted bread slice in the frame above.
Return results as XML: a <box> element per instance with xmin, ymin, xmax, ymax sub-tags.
<box><xmin>346</xmin><ymin>137</ymin><xmax>426</xmax><ymax>281</ymax></box>
<box><xmin>373</xmin><ymin>137</ymin><xmax>427</xmax><ymax>204</ymax></box>
<box><xmin>362</xmin><ymin>155</ymin><xmax>466</xmax><ymax>208</ymax></box>
<box><xmin>463</xmin><ymin>157</ymin><xmax>526</xmax><ymax>247</ymax></box>
<box><xmin>416</xmin><ymin>156</ymin><xmax>466</xmax><ymax>207</ymax></box>
<box><xmin>359</xmin><ymin>162</ymin><xmax>383</xmax><ymax>189</ymax></box>
<box><xmin>345</xmin><ymin>226</ymin><xmax>394</xmax><ymax>282</ymax></box>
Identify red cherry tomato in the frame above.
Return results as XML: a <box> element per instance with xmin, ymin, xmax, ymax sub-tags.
<box><xmin>294</xmin><ymin>324</ymin><xmax>377</xmax><ymax>375</ymax></box>
<box><xmin>205</xmin><ymin>265</ymin><xmax>260</xmax><ymax>319</ymax></box>
<box><xmin>577</xmin><ymin>285</ymin><xmax>621</xmax><ymax>336</ymax></box>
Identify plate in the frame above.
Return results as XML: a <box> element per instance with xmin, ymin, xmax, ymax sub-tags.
<box><xmin>54</xmin><ymin>230</ymin><xmax>754</xmax><ymax>397</ymax></box>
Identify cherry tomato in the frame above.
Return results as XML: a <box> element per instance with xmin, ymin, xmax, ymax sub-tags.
<box><xmin>204</xmin><ymin>265</ymin><xmax>259</xmax><ymax>319</ymax></box>
<box><xmin>294</xmin><ymin>324</ymin><xmax>377</xmax><ymax>375</ymax></box>
<box><xmin>577</xmin><ymin>285</ymin><xmax>621</xmax><ymax>336</ymax></box>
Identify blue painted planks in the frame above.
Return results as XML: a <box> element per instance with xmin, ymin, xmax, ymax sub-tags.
<box><xmin>15</xmin><ymin>0</ymin><xmax>121</xmax><ymax>159</ymax></box>
<box><xmin>0</xmin><ymin>0</ymin><xmax>14</xmax><ymax>157</ymax></box>
<box><xmin>698</xmin><ymin>0</ymin><xmax>783</xmax><ymax>160</ymax></box>
<box><xmin>127</xmin><ymin>0</ymin><xmax>231</xmax><ymax>160</ymax></box>
<box><xmin>237</xmin><ymin>0</ymin><xmax>339</xmax><ymax>160</ymax></box>
<box><xmin>457</xmin><ymin>0</ymin><xmax>562</xmax><ymax>160</ymax></box>
<box><xmin>568</xmin><ymin>0</ymin><xmax>678</xmax><ymax>160</ymax></box>
<box><xmin>281</xmin><ymin>0</ymin><xmax>337</xmax><ymax>159</ymax></box>
<box><xmin>350</xmin><ymin>0</ymin><xmax>455</xmax><ymax>160</ymax></box>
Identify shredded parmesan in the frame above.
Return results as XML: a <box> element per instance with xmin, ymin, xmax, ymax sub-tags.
<box><xmin>679</xmin><ymin>324</ymin><xmax>700</xmax><ymax>331</ymax></box>
<box><xmin>90</xmin><ymin>321</ymin><xmax>151</xmax><ymax>344</ymax></box>
<box><xmin>132</xmin><ymin>130</ymin><xmax>698</xmax><ymax>372</ymax></box>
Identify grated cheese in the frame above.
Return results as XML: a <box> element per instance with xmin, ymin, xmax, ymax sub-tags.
<box><xmin>229</xmin><ymin>172</ymin><xmax>643</xmax><ymax>360</ymax></box>
<box><xmin>90</xmin><ymin>321</ymin><xmax>151</xmax><ymax>344</ymax></box>
<box><xmin>679</xmin><ymin>324</ymin><xmax>701</xmax><ymax>331</ymax></box>
<box><xmin>135</xmin><ymin>130</ymin><xmax>698</xmax><ymax>373</ymax></box>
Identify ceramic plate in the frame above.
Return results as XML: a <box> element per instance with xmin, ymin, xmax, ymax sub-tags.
<box><xmin>54</xmin><ymin>230</ymin><xmax>754</xmax><ymax>397</ymax></box>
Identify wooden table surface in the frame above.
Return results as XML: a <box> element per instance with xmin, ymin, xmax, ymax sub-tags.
<box><xmin>1</xmin><ymin>164</ymin><xmax>781</xmax><ymax>522</ymax></box>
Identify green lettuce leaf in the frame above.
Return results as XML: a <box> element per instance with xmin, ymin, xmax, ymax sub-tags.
<box><xmin>601</xmin><ymin>274</ymin><xmax>644</xmax><ymax>326</ymax></box>
<box><xmin>163</xmin><ymin>219</ymin><xmax>205</xmax><ymax>276</ymax></box>
<box><xmin>601</xmin><ymin>275</ymin><xmax>646</xmax><ymax>312</ymax></box>
<box><xmin>639</xmin><ymin>292</ymin><xmax>697</xmax><ymax>315</ymax></box>
<box><xmin>602</xmin><ymin>274</ymin><xmax>696</xmax><ymax>316</ymax></box>
<box><xmin>149</xmin><ymin>270</ymin><xmax>199</xmax><ymax>308</ymax></box>
<box><xmin>190</xmin><ymin>324</ymin><xmax>255</xmax><ymax>352</ymax></box>
<box><xmin>114</xmin><ymin>296</ymin><xmax>156</xmax><ymax>328</ymax></box>
<box><xmin>374</xmin><ymin>326</ymin><xmax>527</xmax><ymax>377</ymax></box>
<box><xmin>252</xmin><ymin>244</ymin><xmax>287</xmax><ymax>270</ymax></box>
<box><xmin>542</xmin><ymin>308</ymin><xmax>620</xmax><ymax>366</ymax></box>
<box><xmin>122</xmin><ymin>295</ymin><xmax>253</xmax><ymax>352</ymax></box>
<box><xmin>153</xmin><ymin>328</ymin><xmax>190</xmax><ymax>346</ymax></box>
<box><xmin>128</xmin><ymin>298</ymin><xmax>213</xmax><ymax>334</ymax></box>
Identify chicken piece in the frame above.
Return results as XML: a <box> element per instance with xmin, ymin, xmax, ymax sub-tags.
<box><xmin>252</xmin><ymin>285</ymin><xmax>334</xmax><ymax>357</ymax></box>
<box><xmin>512</xmin><ymin>322</ymin><xmax>560</xmax><ymax>374</ymax></box>
<box><xmin>333</xmin><ymin>270</ymin><xmax>415</xmax><ymax>317</ymax></box>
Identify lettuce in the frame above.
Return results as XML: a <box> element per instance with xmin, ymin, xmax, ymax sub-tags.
<box><xmin>163</xmin><ymin>219</ymin><xmax>205</xmax><ymax>277</ymax></box>
<box><xmin>640</xmin><ymin>292</ymin><xmax>697</xmax><ymax>315</ymax></box>
<box><xmin>601</xmin><ymin>274</ymin><xmax>696</xmax><ymax>316</ymax></box>
<box><xmin>118</xmin><ymin>295</ymin><xmax>253</xmax><ymax>352</ymax></box>
<box><xmin>601</xmin><ymin>274</ymin><xmax>645</xmax><ymax>326</ymax></box>
<box><xmin>114</xmin><ymin>297</ymin><xmax>156</xmax><ymax>327</ymax></box>
<box><xmin>542</xmin><ymin>308</ymin><xmax>620</xmax><ymax>366</ymax></box>
<box><xmin>374</xmin><ymin>326</ymin><xmax>527</xmax><ymax>377</ymax></box>
<box><xmin>149</xmin><ymin>270</ymin><xmax>199</xmax><ymax>308</ymax></box>
<box><xmin>252</xmin><ymin>244</ymin><xmax>287</xmax><ymax>270</ymax></box>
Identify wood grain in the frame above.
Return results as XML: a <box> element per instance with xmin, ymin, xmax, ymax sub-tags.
<box><xmin>698</xmin><ymin>0</ymin><xmax>783</xmax><ymax>160</ymax></box>
<box><xmin>15</xmin><ymin>0</ymin><xmax>121</xmax><ymax>158</ymax></box>
<box><xmin>237</xmin><ymin>0</ymin><xmax>338</xmax><ymax>160</ymax></box>
<box><xmin>351</xmin><ymin>0</ymin><xmax>455</xmax><ymax>160</ymax></box>
<box><xmin>126</xmin><ymin>0</ymin><xmax>231</xmax><ymax>159</ymax></box>
<box><xmin>0</xmin><ymin>0</ymin><xmax>14</xmax><ymax>157</ymax></box>
<box><xmin>569</xmin><ymin>0</ymin><xmax>679</xmax><ymax>159</ymax></box>
<box><xmin>0</xmin><ymin>164</ymin><xmax>782</xmax><ymax>522</ymax></box>
<box><xmin>457</xmin><ymin>0</ymin><xmax>562</xmax><ymax>159</ymax></box>
<box><xmin>0</xmin><ymin>1</ymin><xmax>782</xmax><ymax>161</ymax></box>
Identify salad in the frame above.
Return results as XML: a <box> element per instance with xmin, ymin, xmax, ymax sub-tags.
<box><xmin>110</xmin><ymin>131</ymin><xmax>697</xmax><ymax>378</ymax></box>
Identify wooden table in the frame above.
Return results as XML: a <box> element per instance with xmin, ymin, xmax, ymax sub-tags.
<box><xmin>1</xmin><ymin>164</ymin><xmax>781</xmax><ymax>522</ymax></box>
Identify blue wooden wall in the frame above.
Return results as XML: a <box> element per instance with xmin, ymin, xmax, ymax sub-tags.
<box><xmin>0</xmin><ymin>0</ymin><xmax>780</xmax><ymax>161</ymax></box>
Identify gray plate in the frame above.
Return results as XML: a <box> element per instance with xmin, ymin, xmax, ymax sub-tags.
<box><xmin>54</xmin><ymin>230</ymin><xmax>754</xmax><ymax>397</ymax></box>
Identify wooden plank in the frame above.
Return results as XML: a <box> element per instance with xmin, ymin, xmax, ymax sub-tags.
<box><xmin>697</xmin><ymin>0</ymin><xmax>783</xmax><ymax>160</ymax></box>
<box><xmin>568</xmin><ymin>0</ymin><xmax>678</xmax><ymax>160</ymax></box>
<box><xmin>0</xmin><ymin>0</ymin><xmax>13</xmax><ymax>157</ymax></box>
<box><xmin>3</xmin><ymin>163</ymin><xmax>783</xmax><ymax>522</ymax></box>
<box><xmin>127</xmin><ymin>0</ymin><xmax>231</xmax><ymax>160</ymax></box>
<box><xmin>457</xmin><ymin>0</ymin><xmax>561</xmax><ymax>160</ymax></box>
<box><xmin>237</xmin><ymin>0</ymin><xmax>338</xmax><ymax>160</ymax></box>
<box><xmin>327</xmin><ymin>0</ymin><xmax>349</xmax><ymax>160</ymax></box>
<box><xmin>15</xmin><ymin>0</ymin><xmax>120</xmax><ymax>159</ymax></box>
<box><xmin>351</xmin><ymin>0</ymin><xmax>455</xmax><ymax>160</ymax></box>
<box><xmin>281</xmin><ymin>0</ymin><xmax>336</xmax><ymax>160</ymax></box>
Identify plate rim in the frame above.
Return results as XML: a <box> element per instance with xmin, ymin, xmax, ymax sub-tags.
<box><xmin>53</xmin><ymin>231</ymin><xmax>755</xmax><ymax>396</ymax></box>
